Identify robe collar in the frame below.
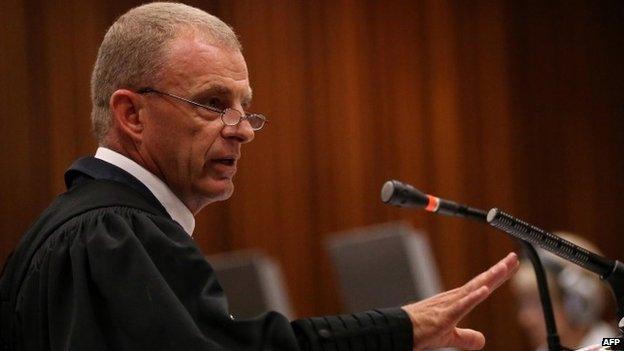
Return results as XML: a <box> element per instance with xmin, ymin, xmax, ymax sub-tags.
<box><xmin>64</xmin><ymin>152</ymin><xmax>195</xmax><ymax>236</ymax></box>
<box><xmin>93</xmin><ymin>148</ymin><xmax>195</xmax><ymax>236</ymax></box>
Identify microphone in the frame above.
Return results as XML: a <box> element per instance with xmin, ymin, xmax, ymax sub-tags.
<box><xmin>487</xmin><ymin>207</ymin><xmax>624</xmax><ymax>322</ymax></box>
<box><xmin>381</xmin><ymin>180</ymin><xmax>624</xmax><ymax>335</ymax></box>
<box><xmin>381</xmin><ymin>180</ymin><xmax>569</xmax><ymax>349</ymax></box>
<box><xmin>486</xmin><ymin>208</ymin><xmax>616</xmax><ymax>279</ymax></box>
<box><xmin>380</xmin><ymin>180</ymin><xmax>486</xmax><ymax>221</ymax></box>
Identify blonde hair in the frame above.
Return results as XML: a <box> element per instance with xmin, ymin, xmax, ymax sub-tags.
<box><xmin>90</xmin><ymin>2</ymin><xmax>241</xmax><ymax>143</ymax></box>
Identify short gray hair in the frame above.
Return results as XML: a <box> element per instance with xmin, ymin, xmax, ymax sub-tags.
<box><xmin>90</xmin><ymin>2</ymin><xmax>241</xmax><ymax>143</ymax></box>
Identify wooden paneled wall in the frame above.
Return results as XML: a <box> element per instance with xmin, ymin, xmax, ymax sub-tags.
<box><xmin>2</xmin><ymin>1</ymin><xmax>623</xmax><ymax>350</ymax></box>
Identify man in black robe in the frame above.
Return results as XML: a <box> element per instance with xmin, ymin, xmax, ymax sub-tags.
<box><xmin>0</xmin><ymin>3</ymin><xmax>519</xmax><ymax>350</ymax></box>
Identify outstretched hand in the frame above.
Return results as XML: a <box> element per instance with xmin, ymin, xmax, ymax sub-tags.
<box><xmin>401</xmin><ymin>252</ymin><xmax>519</xmax><ymax>350</ymax></box>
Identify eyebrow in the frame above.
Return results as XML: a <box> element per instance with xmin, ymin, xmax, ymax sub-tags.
<box><xmin>192</xmin><ymin>84</ymin><xmax>253</xmax><ymax>108</ymax></box>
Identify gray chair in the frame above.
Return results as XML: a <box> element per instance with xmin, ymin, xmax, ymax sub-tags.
<box><xmin>326</xmin><ymin>222</ymin><xmax>456</xmax><ymax>351</ymax></box>
<box><xmin>326</xmin><ymin>221</ymin><xmax>443</xmax><ymax>312</ymax></box>
<box><xmin>208</xmin><ymin>250</ymin><xmax>294</xmax><ymax>320</ymax></box>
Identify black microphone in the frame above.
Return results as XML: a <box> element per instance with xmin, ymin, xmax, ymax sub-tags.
<box><xmin>381</xmin><ymin>180</ymin><xmax>486</xmax><ymax>221</ymax></box>
<box><xmin>487</xmin><ymin>208</ymin><xmax>624</xmax><ymax>321</ymax></box>
<box><xmin>486</xmin><ymin>208</ymin><xmax>616</xmax><ymax>279</ymax></box>
<box><xmin>382</xmin><ymin>181</ymin><xmax>624</xmax><ymax>333</ymax></box>
<box><xmin>381</xmin><ymin>180</ymin><xmax>569</xmax><ymax>349</ymax></box>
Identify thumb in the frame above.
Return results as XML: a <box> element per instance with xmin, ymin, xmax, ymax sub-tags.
<box><xmin>450</xmin><ymin>328</ymin><xmax>486</xmax><ymax>350</ymax></box>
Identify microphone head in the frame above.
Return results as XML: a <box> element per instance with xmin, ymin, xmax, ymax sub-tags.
<box><xmin>380</xmin><ymin>181</ymin><xmax>398</xmax><ymax>203</ymax></box>
<box><xmin>486</xmin><ymin>208</ymin><xmax>500</xmax><ymax>223</ymax></box>
<box><xmin>381</xmin><ymin>180</ymin><xmax>429</xmax><ymax>208</ymax></box>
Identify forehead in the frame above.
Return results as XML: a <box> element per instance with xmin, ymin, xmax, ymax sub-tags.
<box><xmin>161</xmin><ymin>32</ymin><xmax>252</xmax><ymax>100</ymax></box>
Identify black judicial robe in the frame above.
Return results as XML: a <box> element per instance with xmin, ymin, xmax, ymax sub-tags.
<box><xmin>0</xmin><ymin>157</ymin><xmax>413</xmax><ymax>351</ymax></box>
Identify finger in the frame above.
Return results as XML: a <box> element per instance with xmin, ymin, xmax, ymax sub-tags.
<box><xmin>490</xmin><ymin>256</ymin><xmax>520</xmax><ymax>290</ymax></box>
<box><xmin>462</xmin><ymin>252</ymin><xmax>518</xmax><ymax>294</ymax></box>
<box><xmin>425</xmin><ymin>253</ymin><xmax>518</xmax><ymax>305</ymax></box>
<box><xmin>448</xmin><ymin>285</ymin><xmax>490</xmax><ymax>322</ymax></box>
<box><xmin>450</xmin><ymin>328</ymin><xmax>486</xmax><ymax>350</ymax></box>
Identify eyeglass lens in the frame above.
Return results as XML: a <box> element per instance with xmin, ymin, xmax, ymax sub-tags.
<box><xmin>222</xmin><ymin>109</ymin><xmax>265</xmax><ymax>130</ymax></box>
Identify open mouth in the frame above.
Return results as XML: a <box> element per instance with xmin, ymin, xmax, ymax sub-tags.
<box><xmin>213</xmin><ymin>158</ymin><xmax>236</xmax><ymax>166</ymax></box>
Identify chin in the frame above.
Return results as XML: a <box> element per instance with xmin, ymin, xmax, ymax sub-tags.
<box><xmin>215</xmin><ymin>187</ymin><xmax>234</xmax><ymax>201</ymax></box>
<box><xmin>197</xmin><ymin>180</ymin><xmax>235</xmax><ymax>203</ymax></box>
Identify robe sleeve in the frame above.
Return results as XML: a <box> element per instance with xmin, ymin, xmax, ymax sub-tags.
<box><xmin>45</xmin><ymin>207</ymin><xmax>412</xmax><ymax>351</ymax></box>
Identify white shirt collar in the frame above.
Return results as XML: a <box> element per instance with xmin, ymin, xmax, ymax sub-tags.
<box><xmin>94</xmin><ymin>147</ymin><xmax>195</xmax><ymax>236</ymax></box>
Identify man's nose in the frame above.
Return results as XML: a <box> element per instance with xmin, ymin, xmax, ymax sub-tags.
<box><xmin>221</xmin><ymin>118</ymin><xmax>255</xmax><ymax>143</ymax></box>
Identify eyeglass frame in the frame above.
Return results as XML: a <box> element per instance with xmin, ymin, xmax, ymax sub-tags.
<box><xmin>136</xmin><ymin>87</ymin><xmax>267</xmax><ymax>131</ymax></box>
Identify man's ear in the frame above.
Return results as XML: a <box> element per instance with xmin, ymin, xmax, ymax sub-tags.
<box><xmin>109</xmin><ymin>89</ymin><xmax>145</xmax><ymax>142</ymax></box>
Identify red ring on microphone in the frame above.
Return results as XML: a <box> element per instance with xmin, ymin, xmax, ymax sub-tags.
<box><xmin>425</xmin><ymin>195</ymin><xmax>440</xmax><ymax>212</ymax></box>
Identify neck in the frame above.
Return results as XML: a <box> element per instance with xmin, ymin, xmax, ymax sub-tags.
<box><xmin>101</xmin><ymin>137</ymin><xmax>210</xmax><ymax>215</ymax></box>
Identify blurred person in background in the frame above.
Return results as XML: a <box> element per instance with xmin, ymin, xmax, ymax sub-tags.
<box><xmin>512</xmin><ymin>232</ymin><xmax>618</xmax><ymax>351</ymax></box>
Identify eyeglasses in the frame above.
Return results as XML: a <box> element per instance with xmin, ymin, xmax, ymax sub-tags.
<box><xmin>137</xmin><ymin>87</ymin><xmax>267</xmax><ymax>131</ymax></box>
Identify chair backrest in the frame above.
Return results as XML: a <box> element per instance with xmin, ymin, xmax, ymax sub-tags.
<box><xmin>326</xmin><ymin>221</ymin><xmax>443</xmax><ymax>312</ymax></box>
<box><xmin>208</xmin><ymin>250</ymin><xmax>293</xmax><ymax>319</ymax></box>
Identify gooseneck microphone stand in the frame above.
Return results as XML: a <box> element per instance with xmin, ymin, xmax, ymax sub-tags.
<box><xmin>520</xmin><ymin>241</ymin><xmax>568</xmax><ymax>351</ymax></box>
